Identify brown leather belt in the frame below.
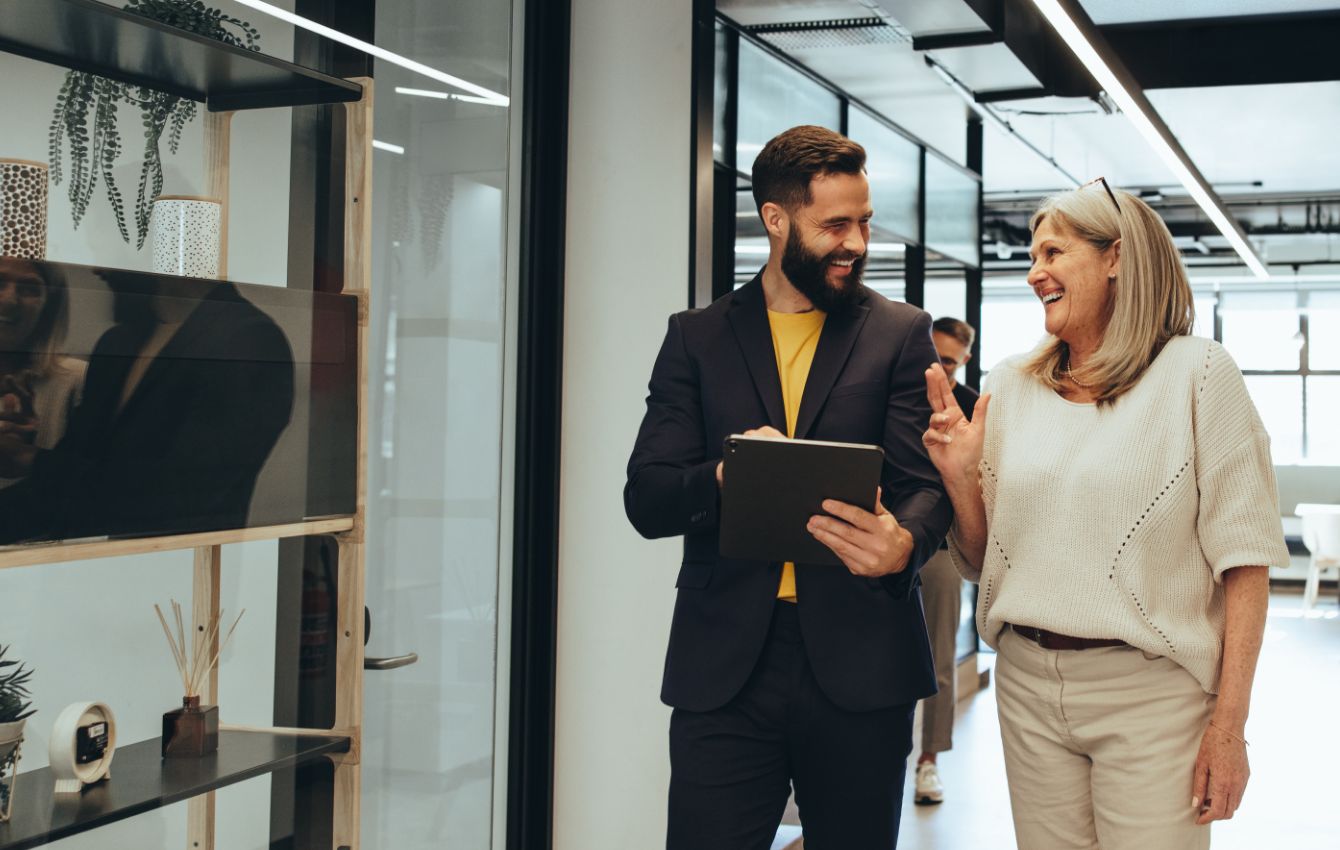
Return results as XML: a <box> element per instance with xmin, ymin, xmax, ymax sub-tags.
<box><xmin>1010</xmin><ymin>623</ymin><xmax>1126</xmax><ymax>651</ymax></box>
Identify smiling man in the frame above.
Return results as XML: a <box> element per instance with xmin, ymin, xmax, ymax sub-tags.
<box><xmin>625</xmin><ymin>125</ymin><xmax>951</xmax><ymax>849</ymax></box>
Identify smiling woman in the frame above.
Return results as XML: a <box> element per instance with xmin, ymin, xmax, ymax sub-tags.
<box><xmin>920</xmin><ymin>181</ymin><xmax>1289</xmax><ymax>849</ymax></box>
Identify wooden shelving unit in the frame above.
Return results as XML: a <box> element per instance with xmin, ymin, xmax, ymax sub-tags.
<box><xmin>0</xmin><ymin>4</ymin><xmax>373</xmax><ymax>848</ymax></box>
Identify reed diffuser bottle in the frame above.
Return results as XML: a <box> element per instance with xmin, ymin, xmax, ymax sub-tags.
<box><xmin>154</xmin><ymin>600</ymin><xmax>243</xmax><ymax>758</ymax></box>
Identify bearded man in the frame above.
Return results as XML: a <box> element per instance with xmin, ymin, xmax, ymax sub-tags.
<box><xmin>625</xmin><ymin>124</ymin><xmax>951</xmax><ymax>849</ymax></box>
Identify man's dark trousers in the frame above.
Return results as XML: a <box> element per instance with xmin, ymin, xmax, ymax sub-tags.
<box><xmin>668</xmin><ymin>601</ymin><xmax>915</xmax><ymax>850</ymax></box>
<box><xmin>626</xmin><ymin>276</ymin><xmax>952</xmax><ymax>850</ymax></box>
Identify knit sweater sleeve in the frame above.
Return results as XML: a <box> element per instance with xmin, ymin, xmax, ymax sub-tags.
<box><xmin>1193</xmin><ymin>342</ymin><xmax>1291</xmax><ymax>582</ymax></box>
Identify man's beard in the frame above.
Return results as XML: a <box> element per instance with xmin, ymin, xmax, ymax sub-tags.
<box><xmin>780</xmin><ymin>227</ymin><xmax>865</xmax><ymax>313</ymax></box>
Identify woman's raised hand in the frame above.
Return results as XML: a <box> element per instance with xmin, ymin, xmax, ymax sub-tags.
<box><xmin>922</xmin><ymin>362</ymin><xmax>989</xmax><ymax>485</ymax></box>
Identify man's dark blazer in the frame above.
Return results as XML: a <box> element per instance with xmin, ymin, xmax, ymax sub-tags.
<box><xmin>0</xmin><ymin>283</ymin><xmax>294</xmax><ymax>543</ymax></box>
<box><xmin>625</xmin><ymin>274</ymin><xmax>952</xmax><ymax>714</ymax></box>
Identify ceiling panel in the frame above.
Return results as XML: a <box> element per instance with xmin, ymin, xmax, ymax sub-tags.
<box><xmin>1149</xmin><ymin>81</ymin><xmax>1340</xmax><ymax>193</ymax></box>
<box><xmin>1081</xmin><ymin>0</ymin><xmax>1340</xmax><ymax>25</ymax></box>
<box><xmin>872</xmin><ymin>0</ymin><xmax>990</xmax><ymax>35</ymax></box>
<box><xmin>930</xmin><ymin>42</ymin><xmax>1041</xmax><ymax>92</ymax></box>
<box><xmin>717</xmin><ymin>0</ymin><xmax>878</xmax><ymax>26</ymax></box>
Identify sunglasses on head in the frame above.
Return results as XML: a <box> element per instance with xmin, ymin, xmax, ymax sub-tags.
<box><xmin>1081</xmin><ymin>176</ymin><xmax>1122</xmax><ymax>214</ymax></box>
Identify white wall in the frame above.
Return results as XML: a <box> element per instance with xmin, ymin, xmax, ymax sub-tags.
<box><xmin>552</xmin><ymin>1</ymin><xmax>694</xmax><ymax>847</ymax></box>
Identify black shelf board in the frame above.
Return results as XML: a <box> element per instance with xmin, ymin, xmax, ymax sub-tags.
<box><xmin>0</xmin><ymin>730</ymin><xmax>350</xmax><ymax>850</ymax></box>
<box><xmin>0</xmin><ymin>0</ymin><xmax>362</xmax><ymax>111</ymax></box>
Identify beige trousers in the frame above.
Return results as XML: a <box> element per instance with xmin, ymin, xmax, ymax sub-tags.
<box><xmin>995</xmin><ymin>627</ymin><xmax>1216</xmax><ymax>850</ymax></box>
<box><xmin>919</xmin><ymin>550</ymin><xmax>962</xmax><ymax>754</ymax></box>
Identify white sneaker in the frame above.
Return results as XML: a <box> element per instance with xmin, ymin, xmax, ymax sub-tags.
<box><xmin>914</xmin><ymin>761</ymin><xmax>944</xmax><ymax>805</ymax></box>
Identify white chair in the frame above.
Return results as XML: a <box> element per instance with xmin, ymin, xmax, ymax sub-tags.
<box><xmin>1299</xmin><ymin>509</ymin><xmax>1340</xmax><ymax>609</ymax></box>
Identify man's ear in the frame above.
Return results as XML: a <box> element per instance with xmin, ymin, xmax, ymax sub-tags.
<box><xmin>964</xmin><ymin>352</ymin><xmax>972</xmax><ymax>364</ymax></box>
<box><xmin>760</xmin><ymin>201</ymin><xmax>788</xmax><ymax>241</ymax></box>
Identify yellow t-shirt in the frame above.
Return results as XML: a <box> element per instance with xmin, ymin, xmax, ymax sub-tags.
<box><xmin>767</xmin><ymin>308</ymin><xmax>826</xmax><ymax>601</ymax></box>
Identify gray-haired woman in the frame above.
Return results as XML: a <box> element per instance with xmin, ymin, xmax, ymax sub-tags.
<box><xmin>922</xmin><ymin>182</ymin><xmax>1288</xmax><ymax>849</ymax></box>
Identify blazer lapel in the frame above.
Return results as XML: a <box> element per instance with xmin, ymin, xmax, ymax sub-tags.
<box><xmin>727</xmin><ymin>275</ymin><xmax>786</xmax><ymax>433</ymax></box>
<box><xmin>793</xmin><ymin>291</ymin><xmax>871</xmax><ymax>440</ymax></box>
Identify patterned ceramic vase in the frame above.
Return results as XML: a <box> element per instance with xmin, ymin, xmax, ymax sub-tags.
<box><xmin>150</xmin><ymin>195</ymin><xmax>222</xmax><ymax>278</ymax></box>
<box><xmin>0</xmin><ymin>159</ymin><xmax>49</xmax><ymax>260</ymax></box>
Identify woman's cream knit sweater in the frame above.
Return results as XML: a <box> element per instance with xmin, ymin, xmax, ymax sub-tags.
<box><xmin>948</xmin><ymin>336</ymin><xmax>1289</xmax><ymax>693</ymax></box>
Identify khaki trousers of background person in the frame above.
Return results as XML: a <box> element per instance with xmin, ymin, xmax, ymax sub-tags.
<box><xmin>919</xmin><ymin>550</ymin><xmax>961</xmax><ymax>754</ymax></box>
<box><xmin>995</xmin><ymin>628</ymin><xmax>1216</xmax><ymax>850</ymax></box>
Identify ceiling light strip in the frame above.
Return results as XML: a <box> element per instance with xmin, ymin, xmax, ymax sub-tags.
<box><xmin>372</xmin><ymin>140</ymin><xmax>405</xmax><ymax>154</ymax></box>
<box><xmin>1027</xmin><ymin>0</ymin><xmax>1267</xmax><ymax>278</ymax></box>
<box><xmin>230</xmin><ymin>0</ymin><xmax>510</xmax><ymax>106</ymax></box>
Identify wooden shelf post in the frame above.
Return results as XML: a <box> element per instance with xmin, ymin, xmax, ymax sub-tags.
<box><xmin>331</xmin><ymin>75</ymin><xmax>374</xmax><ymax>850</ymax></box>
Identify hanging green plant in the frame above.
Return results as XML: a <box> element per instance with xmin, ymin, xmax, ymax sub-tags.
<box><xmin>47</xmin><ymin>0</ymin><xmax>260</xmax><ymax>248</ymax></box>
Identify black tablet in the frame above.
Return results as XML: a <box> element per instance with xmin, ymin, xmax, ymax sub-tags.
<box><xmin>718</xmin><ymin>435</ymin><xmax>884</xmax><ymax>566</ymax></box>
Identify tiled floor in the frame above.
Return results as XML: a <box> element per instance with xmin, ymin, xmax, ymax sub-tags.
<box><xmin>779</xmin><ymin>587</ymin><xmax>1340</xmax><ymax>849</ymax></box>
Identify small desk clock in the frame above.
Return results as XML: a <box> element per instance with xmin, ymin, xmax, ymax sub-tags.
<box><xmin>49</xmin><ymin>702</ymin><xmax>116</xmax><ymax>794</ymax></box>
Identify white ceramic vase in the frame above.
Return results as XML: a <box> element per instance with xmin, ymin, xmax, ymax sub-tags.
<box><xmin>0</xmin><ymin>159</ymin><xmax>49</xmax><ymax>260</ymax></box>
<box><xmin>150</xmin><ymin>195</ymin><xmax>222</xmax><ymax>278</ymax></box>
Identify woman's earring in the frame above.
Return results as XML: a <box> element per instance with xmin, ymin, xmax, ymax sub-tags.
<box><xmin>1108</xmin><ymin>274</ymin><xmax>1117</xmax><ymax>283</ymax></box>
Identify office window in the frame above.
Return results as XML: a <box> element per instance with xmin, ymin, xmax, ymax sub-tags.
<box><xmin>980</xmin><ymin>295</ymin><xmax>1044</xmax><ymax>373</ymax></box>
<box><xmin>735</xmin><ymin>39</ymin><xmax>840</xmax><ymax>174</ymax></box>
<box><xmin>1308</xmin><ymin>291</ymin><xmax>1340</xmax><ymax>370</ymax></box>
<box><xmin>1306</xmin><ymin>376</ymin><xmax>1340</xmax><ymax>463</ymax></box>
<box><xmin>1220</xmin><ymin>291</ymin><xmax>1302</xmax><ymax>371</ymax></box>
<box><xmin>1192</xmin><ymin>294</ymin><xmax>1216</xmax><ymax>339</ymax></box>
<box><xmin>1243</xmin><ymin>375</ymin><xmax>1304</xmax><ymax>464</ymax></box>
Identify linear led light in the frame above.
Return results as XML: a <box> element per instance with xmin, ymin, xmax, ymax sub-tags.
<box><xmin>230</xmin><ymin>0</ymin><xmax>510</xmax><ymax>106</ymax></box>
<box><xmin>394</xmin><ymin>86</ymin><xmax>508</xmax><ymax>106</ymax></box>
<box><xmin>1027</xmin><ymin>0</ymin><xmax>1268</xmax><ymax>279</ymax></box>
<box><xmin>372</xmin><ymin>140</ymin><xmax>405</xmax><ymax>154</ymax></box>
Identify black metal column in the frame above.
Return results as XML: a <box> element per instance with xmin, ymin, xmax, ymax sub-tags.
<box><xmin>506</xmin><ymin>0</ymin><xmax>571</xmax><ymax>846</ymax></box>
<box><xmin>965</xmin><ymin>116</ymin><xmax>984</xmax><ymax>391</ymax></box>
<box><xmin>904</xmin><ymin>148</ymin><xmax>927</xmax><ymax>308</ymax></box>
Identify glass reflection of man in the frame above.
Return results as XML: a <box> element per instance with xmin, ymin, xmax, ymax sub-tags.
<box><xmin>0</xmin><ymin>258</ymin><xmax>86</xmax><ymax>486</ymax></box>
<box><xmin>0</xmin><ymin>267</ymin><xmax>294</xmax><ymax>543</ymax></box>
<box><xmin>913</xmin><ymin>317</ymin><xmax>978</xmax><ymax>806</ymax></box>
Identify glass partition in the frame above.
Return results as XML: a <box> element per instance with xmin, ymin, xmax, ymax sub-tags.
<box><xmin>736</xmin><ymin>39</ymin><xmax>840</xmax><ymax>174</ymax></box>
<box><xmin>847</xmin><ymin>108</ymin><xmax>920</xmax><ymax>245</ymax></box>
<box><xmin>925</xmin><ymin>153</ymin><xmax>980</xmax><ymax>267</ymax></box>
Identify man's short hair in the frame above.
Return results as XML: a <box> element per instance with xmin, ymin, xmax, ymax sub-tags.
<box><xmin>932</xmin><ymin>316</ymin><xmax>976</xmax><ymax>348</ymax></box>
<box><xmin>751</xmin><ymin>125</ymin><xmax>866</xmax><ymax>214</ymax></box>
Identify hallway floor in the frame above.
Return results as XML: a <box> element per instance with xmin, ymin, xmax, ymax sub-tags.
<box><xmin>777</xmin><ymin>586</ymin><xmax>1340</xmax><ymax>849</ymax></box>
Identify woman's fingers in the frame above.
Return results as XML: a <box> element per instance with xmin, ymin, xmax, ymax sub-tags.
<box><xmin>924</xmin><ymin>365</ymin><xmax>947</xmax><ymax>413</ymax></box>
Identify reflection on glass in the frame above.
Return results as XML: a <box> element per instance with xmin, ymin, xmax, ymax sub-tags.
<box><xmin>736</xmin><ymin>39</ymin><xmax>840</xmax><ymax>174</ymax></box>
<box><xmin>1306</xmin><ymin>376</ymin><xmax>1340</xmax><ymax>463</ymax></box>
<box><xmin>846</xmin><ymin>108</ymin><xmax>920</xmax><ymax>244</ymax></box>
<box><xmin>1221</xmin><ymin>292</ymin><xmax>1301</xmax><ymax>371</ymax></box>
<box><xmin>0</xmin><ymin>259</ymin><xmax>357</xmax><ymax>544</ymax></box>
<box><xmin>0</xmin><ymin>258</ymin><xmax>84</xmax><ymax>488</ymax></box>
<box><xmin>924</xmin><ymin>154</ymin><xmax>979</xmax><ymax>267</ymax></box>
<box><xmin>1307</xmin><ymin>291</ymin><xmax>1340</xmax><ymax>370</ymax></box>
<box><xmin>1243</xmin><ymin>375</ymin><xmax>1303</xmax><ymax>464</ymax></box>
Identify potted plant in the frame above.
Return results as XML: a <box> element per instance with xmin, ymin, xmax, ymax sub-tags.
<box><xmin>0</xmin><ymin>643</ymin><xmax>36</xmax><ymax>823</ymax></box>
<box><xmin>47</xmin><ymin>0</ymin><xmax>261</xmax><ymax>248</ymax></box>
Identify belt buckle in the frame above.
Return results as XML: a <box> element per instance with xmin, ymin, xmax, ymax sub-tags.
<box><xmin>1030</xmin><ymin>626</ymin><xmax>1045</xmax><ymax>647</ymax></box>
